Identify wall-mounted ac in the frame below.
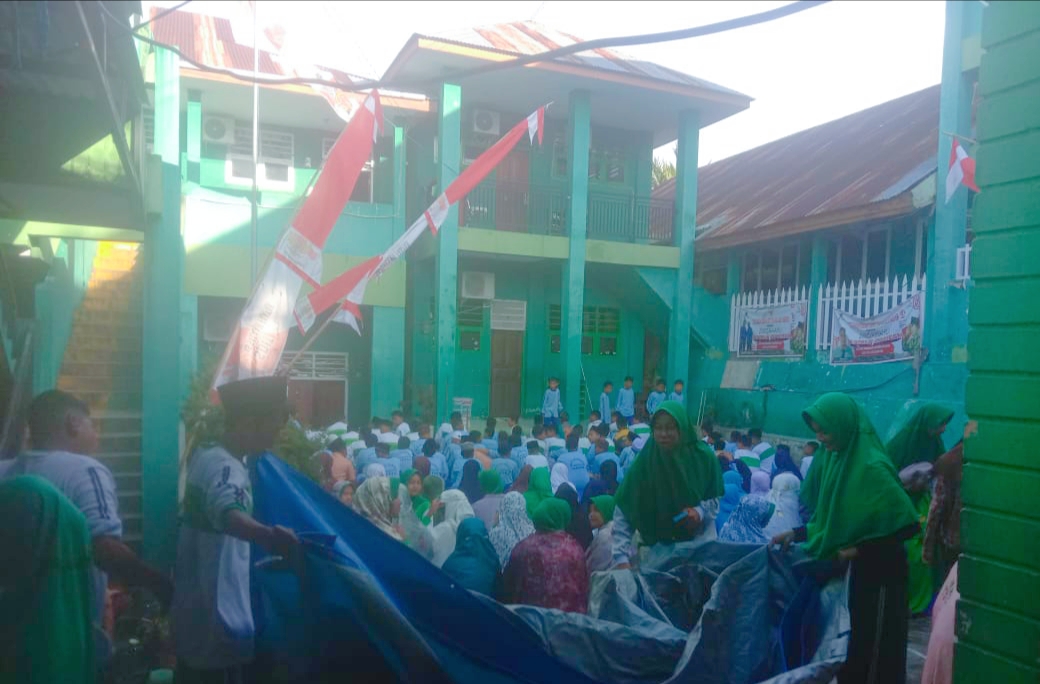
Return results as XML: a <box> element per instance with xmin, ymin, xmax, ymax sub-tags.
<box><xmin>472</xmin><ymin>109</ymin><xmax>500</xmax><ymax>136</ymax></box>
<box><xmin>202</xmin><ymin>115</ymin><xmax>236</xmax><ymax>144</ymax></box>
<box><xmin>461</xmin><ymin>272</ymin><xmax>495</xmax><ymax>300</ymax></box>
<box><xmin>955</xmin><ymin>243</ymin><xmax>972</xmax><ymax>281</ymax></box>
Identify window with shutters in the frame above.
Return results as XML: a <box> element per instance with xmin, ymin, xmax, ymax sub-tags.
<box><xmin>548</xmin><ymin>304</ymin><xmax>620</xmax><ymax>355</ymax></box>
<box><xmin>226</xmin><ymin>121</ymin><xmax>295</xmax><ymax>190</ymax></box>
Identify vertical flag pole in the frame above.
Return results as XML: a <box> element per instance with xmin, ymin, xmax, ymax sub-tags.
<box><xmin>250</xmin><ymin>0</ymin><xmax>260</xmax><ymax>284</ymax></box>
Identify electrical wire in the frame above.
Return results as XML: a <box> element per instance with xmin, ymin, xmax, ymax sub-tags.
<box><xmin>132</xmin><ymin>0</ymin><xmax>193</xmax><ymax>31</ymax></box>
<box><xmin>103</xmin><ymin>1</ymin><xmax>829</xmax><ymax>95</ymax></box>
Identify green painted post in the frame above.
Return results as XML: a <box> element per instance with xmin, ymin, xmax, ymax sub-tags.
<box><xmin>140</xmin><ymin>47</ymin><xmax>183</xmax><ymax>568</ymax></box>
<box><xmin>561</xmin><ymin>90</ymin><xmax>590</xmax><ymax>418</ymax></box>
<box><xmin>926</xmin><ymin>0</ymin><xmax>978</xmax><ymax>363</ymax></box>
<box><xmin>179</xmin><ymin>295</ymin><xmax>197</xmax><ymax>401</ymax></box>
<box><xmin>806</xmin><ymin>235</ymin><xmax>828</xmax><ymax>361</ymax></box>
<box><xmin>666</xmin><ymin>110</ymin><xmax>700</xmax><ymax>387</ymax></box>
<box><xmin>392</xmin><ymin>124</ymin><xmax>406</xmax><ymax>239</ymax></box>
<box><xmin>369</xmin><ymin>306</ymin><xmax>406</xmax><ymax>418</ymax></box>
<box><xmin>186</xmin><ymin>89</ymin><xmax>202</xmax><ymax>184</ymax></box>
<box><xmin>435</xmin><ymin>83</ymin><xmax>461</xmax><ymax>421</ymax></box>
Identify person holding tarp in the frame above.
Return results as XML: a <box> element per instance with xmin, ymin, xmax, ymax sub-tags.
<box><xmin>774</xmin><ymin>392</ymin><xmax>919</xmax><ymax>684</ymax></box>
<box><xmin>611</xmin><ymin>401</ymin><xmax>725</xmax><ymax>570</ymax></box>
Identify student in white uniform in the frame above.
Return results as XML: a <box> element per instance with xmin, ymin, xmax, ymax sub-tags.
<box><xmin>171</xmin><ymin>376</ymin><xmax>300</xmax><ymax>683</ymax></box>
<box><xmin>391</xmin><ymin>410</ymin><xmax>411</xmax><ymax>437</ymax></box>
<box><xmin>0</xmin><ymin>390</ymin><xmax>174</xmax><ymax>667</ymax></box>
<box><xmin>749</xmin><ymin>428</ymin><xmax>776</xmax><ymax>473</ymax></box>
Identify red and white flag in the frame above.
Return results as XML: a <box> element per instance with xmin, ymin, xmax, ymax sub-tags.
<box><xmin>945</xmin><ymin>140</ymin><xmax>979</xmax><ymax>204</ymax></box>
<box><xmin>293</xmin><ymin>105</ymin><xmax>548</xmax><ymax>333</ymax></box>
<box><xmin>211</xmin><ymin>93</ymin><xmax>382</xmax><ymax>395</ymax></box>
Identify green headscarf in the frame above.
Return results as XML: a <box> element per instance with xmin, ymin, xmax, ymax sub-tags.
<box><xmin>523</xmin><ymin>467</ymin><xmax>553</xmax><ymax>516</ymax></box>
<box><xmin>884</xmin><ymin>403</ymin><xmax>954</xmax><ymax>471</ymax></box>
<box><xmin>479</xmin><ymin>468</ymin><xmax>504</xmax><ymax>495</ymax></box>
<box><xmin>531</xmin><ymin>498</ymin><xmax>572</xmax><ymax>532</ymax></box>
<box><xmin>800</xmin><ymin>393</ymin><xmax>919</xmax><ymax>560</ymax></box>
<box><xmin>400</xmin><ymin>469</ymin><xmax>429</xmax><ymax>520</ymax></box>
<box><xmin>590</xmin><ymin>495</ymin><xmax>616</xmax><ymax>524</ymax></box>
<box><xmin>614</xmin><ymin>401</ymin><xmax>724</xmax><ymax>546</ymax></box>
<box><xmin>0</xmin><ymin>476</ymin><xmax>95</xmax><ymax>684</ymax></box>
<box><xmin>416</xmin><ymin>475</ymin><xmax>445</xmax><ymax>526</ymax></box>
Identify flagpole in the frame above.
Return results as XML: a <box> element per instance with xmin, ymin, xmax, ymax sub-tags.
<box><xmin>250</xmin><ymin>1</ymin><xmax>260</xmax><ymax>285</ymax></box>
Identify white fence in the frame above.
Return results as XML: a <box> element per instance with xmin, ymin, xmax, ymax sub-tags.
<box><xmin>815</xmin><ymin>275</ymin><xmax>926</xmax><ymax>350</ymax></box>
<box><xmin>729</xmin><ymin>286</ymin><xmax>811</xmax><ymax>352</ymax></box>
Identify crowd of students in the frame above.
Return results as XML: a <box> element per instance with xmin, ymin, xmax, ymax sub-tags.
<box><xmin>0</xmin><ymin>377</ymin><xmax>964</xmax><ymax>684</ymax></box>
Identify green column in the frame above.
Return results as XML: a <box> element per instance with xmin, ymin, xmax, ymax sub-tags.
<box><xmin>806</xmin><ymin>235</ymin><xmax>828</xmax><ymax>361</ymax></box>
<box><xmin>186</xmin><ymin>89</ymin><xmax>202</xmax><ymax>184</ymax></box>
<box><xmin>370</xmin><ymin>306</ymin><xmax>405</xmax><ymax>418</ymax></box>
<box><xmin>926</xmin><ymin>0</ymin><xmax>978</xmax><ymax>362</ymax></box>
<box><xmin>561</xmin><ymin>90</ymin><xmax>590</xmax><ymax>418</ymax></box>
<box><xmin>141</xmin><ymin>47</ymin><xmax>183</xmax><ymax>568</ymax></box>
<box><xmin>435</xmin><ymin>83</ymin><xmax>461</xmax><ymax>420</ymax></box>
<box><xmin>392</xmin><ymin>123</ymin><xmax>406</xmax><ymax>239</ymax></box>
<box><xmin>666</xmin><ymin>110</ymin><xmax>700</xmax><ymax>387</ymax></box>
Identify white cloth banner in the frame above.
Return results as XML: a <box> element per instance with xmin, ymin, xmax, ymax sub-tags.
<box><xmin>734</xmin><ymin>302</ymin><xmax>808</xmax><ymax>358</ymax></box>
<box><xmin>830</xmin><ymin>293</ymin><xmax>924</xmax><ymax>365</ymax></box>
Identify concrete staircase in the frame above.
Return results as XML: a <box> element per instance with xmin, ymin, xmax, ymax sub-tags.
<box><xmin>58</xmin><ymin>242</ymin><xmax>144</xmax><ymax>546</ymax></box>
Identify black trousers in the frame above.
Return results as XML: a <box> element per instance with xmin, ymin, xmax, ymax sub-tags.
<box><xmin>839</xmin><ymin>538</ymin><xmax>909</xmax><ymax>684</ymax></box>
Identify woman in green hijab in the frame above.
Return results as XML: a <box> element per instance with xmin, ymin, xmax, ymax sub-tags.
<box><xmin>522</xmin><ymin>467</ymin><xmax>553</xmax><ymax>517</ymax></box>
<box><xmin>416</xmin><ymin>475</ymin><xmax>445</xmax><ymax>525</ymax></box>
<box><xmin>400</xmin><ymin>469</ymin><xmax>430</xmax><ymax>525</ymax></box>
<box><xmin>612</xmin><ymin>401</ymin><xmax>724</xmax><ymax>569</ymax></box>
<box><xmin>0</xmin><ymin>476</ymin><xmax>95</xmax><ymax>684</ymax></box>
<box><xmin>775</xmin><ymin>392</ymin><xmax>919</xmax><ymax>684</ymax></box>
<box><xmin>885</xmin><ymin>403</ymin><xmax>954</xmax><ymax>471</ymax></box>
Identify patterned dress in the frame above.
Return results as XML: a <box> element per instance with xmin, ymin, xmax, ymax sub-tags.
<box><xmin>502</xmin><ymin>531</ymin><xmax>589</xmax><ymax>614</ymax></box>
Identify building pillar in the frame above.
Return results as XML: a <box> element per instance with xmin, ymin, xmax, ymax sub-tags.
<box><xmin>370</xmin><ymin>305</ymin><xmax>405</xmax><ymax>418</ymax></box>
<box><xmin>666</xmin><ymin>110</ymin><xmax>699</xmax><ymax>388</ymax></box>
<box><xmin>186</xmin><ymin>89</ymin><xmax>202</xmax><ymax>184</ymax></box>
<box><xmin>806</xmin><ymin>235</ymin><xmax>828</xmax><ymax>361</ymax></box>
<box><xmin>392</xmin><ymin>123</ymin><xmax>407</xmax><ymax>239</ymax></box>
<box><xmin>141</xmin><ymin>47</ymin><xmax>183</xmax><ymax>568</ymax></box>
<box><xmin>926</xmin><ymin>0</ymin><xmax>978</xmax><ymax>362</ymax></box>
<box><xmin>561</xmin><ymin>90</ymin><xmax>590</xmax><ymax>418</ymax></box>
<box><xmin>435</xmin><ymin>83</ymin><xmax>461</xmax><ymax>421</ymax></box>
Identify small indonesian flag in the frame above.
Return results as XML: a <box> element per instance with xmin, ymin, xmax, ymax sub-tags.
<box><xmin>945</xmin><ymin>140</ymin><xmax>979</xmax><ymax>204</ymax></box>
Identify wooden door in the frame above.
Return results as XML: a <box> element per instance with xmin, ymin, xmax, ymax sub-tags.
<box><xmin>288</xmin><ymin>380</ymin><xmax>345</xmax><ymax>429</ymax></box>
<box><xmin>495</xmin><ymin>152</ymin><xmax>530</xmax><ymax>231</ymax></box>
<box><xmin>490</xmin><ymin>330</ymin><xmax>524</xmax><ymax>419</ymax></box>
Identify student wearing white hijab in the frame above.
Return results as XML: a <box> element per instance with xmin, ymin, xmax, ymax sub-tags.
<box><xmin>762</xmin><ymin>472</ymin><xmax>803</xmax><ymax>541</ymax></box>
<box><xmin>429</xmin><ymin>490</ymin><xmax>476</xmax><ymax>567</ymax></box>
<box><xmin>551</xmin><ymin>463</ymin><xmax>576</xmax><ymax>495</ymax></box>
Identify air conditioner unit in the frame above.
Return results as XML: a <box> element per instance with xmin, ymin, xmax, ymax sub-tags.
<box><xmin>461</xmin><ymin>272</ymin><xmax>495</xmax><ymax>300</ymax></box>
<box><xmin>955</xmin><ymin>243</ymin><xmax>972</xmax><ymax>281</ymax></box>
<box><xmin>202</xmin><ymin>115</ymin><xmax>236</xmax><ymax>144</ymax></box>
<box><xmin>472</xmin><ymin>109</ymin><xmax>500</xmax><ymax>136</ymax></box>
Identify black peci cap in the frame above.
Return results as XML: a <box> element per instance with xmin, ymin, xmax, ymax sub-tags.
<box><xmin>217</xmin><ymin>376</ymin><xmax>289</xmax><ymax>418</ymax></box>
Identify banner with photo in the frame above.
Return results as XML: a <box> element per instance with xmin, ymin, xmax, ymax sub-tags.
<box><xmin>735</xmin><ymin>301</ymin><xmax>809</xmax><ymax>357</ymax></box>
<box><xmin>829</xmin><ymin>293</ymin><xmax>924</xmax><ymax>365</ymax></box>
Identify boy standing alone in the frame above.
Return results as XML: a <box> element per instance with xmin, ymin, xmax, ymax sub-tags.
<box><xmin>541</xmin><ymin>377</ymin><xmax>563</xmax><ymax>432</ymax></box>
<box><xmin>599</xmin><ymin>381</ymin><xmax>613</xmax><ymax>427</ymax></box>
<box><xmin>616</xmin><ymin>377</ymin><xmax>635</xmax><ymax>426</ymax></box>
<box><xmin>669</xmin><ymin>380</ymin><xmax>686</xmax><ymax>406</ymax></box>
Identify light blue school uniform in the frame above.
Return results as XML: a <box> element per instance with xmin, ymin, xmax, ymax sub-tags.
<box><xmin>490</xmin><ymin>458</ymin><xmax>519</xmax><ymax>489</ymax></box>
<box><xmin>617</xmin><ymin>387</ymin><xmax>635</xmax><ymax>419</ymax></box>
<box><xmin>391</xmin><ymin>449</ymin><xmax>414</xmax><ymax>473</ymax></box>
<box><xmin>618</xmin><ymin>446</ymin><xmax>637</xmax><ymax>470</ymax></box>
<box><xmin>541</xmin><ymin>387</ymin><xmax>563</xmax><ymax>419</ymax></box>
<box><xmin>409</xmin><ymin>439</ymin><xmax>427</xmax><ymax>457</ymax></box>
<box><xmin>427</xmin><ymin>452</ymin><xmax>448</xmax><ymax>481</ymax></box>
<box><xmin>448</xmin><ymin>456</ymin><xmax>469</xmax><ymax>489</ymax></box>
<box><xmin>509</xmin><ymin>446</ymin><xmax>528</xmax><ymax>471</ymax></box>
<box><xmin>376</xmin><ymin>457</ymin><xmax>401</xmax><ymax>479</ymax></box>
<box><xmin>598</xmin><ymin>392</ymin><xmax>612</xmax><ymax>424</ymax></box>
<box><xmin>646</xmin><ymin>391</ymin><xmax>667</xmax><ymax>415</ymax></box>
<box><xmin>355</xmin><ymin>447</ymin><xmax>378</xmax><ymax>472</ymax></box>
<box><xmin>481</xmin><ymin>438</ymin><xmax>499</xmax><ymax>453</ymax></box>
<box><xmin>556</xmin><ymin>450</ymin><xmax>590</xmax><ymax>499</ymax></box>
<box><xmin>592</xmin><ymin>452</ymin><xmax>624</xmax><ymax>482</ymax></box>
<box><xmin>444</xmin><ymin>443</ymin><xmax>462</xmax><ymax>478</ymax></box>
<box><xmin>669</xmin><ymin>391</ymin><xmax>685</xmax><ymax>405</ymax></box>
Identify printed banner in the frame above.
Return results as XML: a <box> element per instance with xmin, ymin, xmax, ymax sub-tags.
<box><xmin>830</xmin><ymin>294</ymin><xmax>924</xmax><ymax>365</ymax></box>
<box><xmin>735</xmin><ymin>302</ymin><xmax>809</xmax><ymax>357</ymax></box>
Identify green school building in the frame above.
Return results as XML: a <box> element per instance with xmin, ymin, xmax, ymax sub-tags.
<box><xmin>3</xmin><ymin>8</ymin><xmax>1038</xmax><ymax>668</ymax></box>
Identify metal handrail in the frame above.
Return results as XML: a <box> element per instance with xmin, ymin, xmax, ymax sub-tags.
<box><xmin>0</xmin><ymin>325</ymin><xmax>34</xmax><ymax>459</ymax></box>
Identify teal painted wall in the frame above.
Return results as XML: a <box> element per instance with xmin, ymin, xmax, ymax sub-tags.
<box><xmin>449</xmin><ymin>261</ymin><xmax>646</xmax><ymax>420</ymax></box>
<box><xmin>32</xmin><ymin>239</ymin><xmax>98</xmax><ymax>394</ymax></box>
<box><xmin>369</xmin><ymin>306</ymin><xmax>406</xmax><ymax>418</ymax></box>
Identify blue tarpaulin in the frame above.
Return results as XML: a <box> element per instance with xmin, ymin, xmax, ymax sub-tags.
<box><xmin>247</xmin><ymin>453</ymin><xmax>850</xmax><ymax>683</ymax></box>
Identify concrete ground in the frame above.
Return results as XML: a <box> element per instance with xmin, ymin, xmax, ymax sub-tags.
<box><xmin>907</xmin><ymin>615</ymin><xmax>932</xmax><ymax>683</ymax></box>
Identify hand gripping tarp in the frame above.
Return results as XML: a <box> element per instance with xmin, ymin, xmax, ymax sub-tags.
<box><xmin>247</xmin><ymin>454</ymin><xmax>850</xmax><ymax>683</ymax></box>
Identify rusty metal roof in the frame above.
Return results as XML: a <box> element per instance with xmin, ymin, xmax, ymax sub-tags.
<box><xmin>655</xmin><ymin>84</ymin><xmax>940</xmax><ymax>247</ymax></box>
<box><xmin>428</xmin><ymin>21</ymin><xmax>747</xmax><ymax>98</ymax></box>
<box><xmin>148</xmin><ymin>7</ymin><xmax>358</xmax><ymax>84</ymax></box>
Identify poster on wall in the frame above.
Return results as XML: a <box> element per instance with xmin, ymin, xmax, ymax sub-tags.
<box><xmin>829</xmin><ymin>294</ymin><xmax>924</xmax><ymax>365</ymax></box>
<box><xmin>735</xmin><ymin>302</ymin><xmax>809</xmax><ymax>357</ymax></box>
